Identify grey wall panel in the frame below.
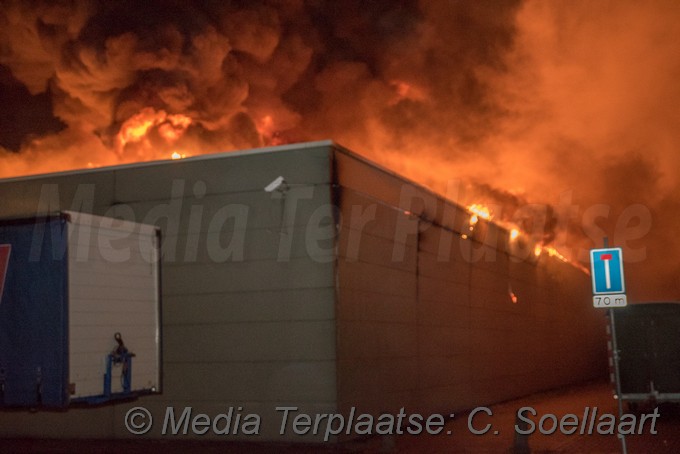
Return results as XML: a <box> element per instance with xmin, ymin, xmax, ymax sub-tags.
<box><xmin>418</xmin><ymin>252</ymin><xmax>470</xmax><ymax>288</ymax></box>
<box><xmin>419</xmin><ymin>325</ymin><xmax>473</xmax><ymax>357</ymax></box>
<box><xmin>336</xmin><ymin>320</ymin><xmax>418</xmax><ymax>360</ymax></box>
<box><xmin>334</xmin><ymin>150</ymin><xmax>471</xmax><ymax>236</ymax></box>
<box><xmin>334</xmin><ymin>147</ymin><xmax>607</xmax><ymax>423</ymax></box>
<box><xmin>333</xmin><ymin>147</ymin><xmax>470</xmax><ymax>233</ymax></box>
<box><xmin>336</xmin><ymin>259</ymin><xmax>417</xmax><ymax>298</ymax></box>
<box><xmin>113</xmin><ymin>145</ymin><xmax>331</xmax><ymax>203</ymax></box>
<box><xmin>336</xmin><ymin>287</ymin><xmax>416</xmax><ymax>323</ymax></box>
<box><xmin>163</xmin><ymin>226</ymin><xmax>335</xmax><ymax>265</ymax></box>
<box><xmin>418</xmin><ymin>277</ymin><xmax>470</xmax><ymax>306</ymax></box>
<box><xmin>163</xmin><ymin>320</ymin><xmax>336</xmax><ymax>363</ymax></box>
<box><xmin>163</xmin><ymin>289</ymin><xmax>335</xmax><ymax>325</ymax></box>
<box><xmin>105</xmin><ymin>185</ymin><xmax>332</xmax><ymax>235</ymax></box>
<box><xmin>418</xmin><ymin>286</ymin><xmax>471</xmax><ymax>327</ymax></box>
<box><xmin>0</xmin><ymin>172</ymin><xmax>116</xmax><ymax>218</ymax></box>
<box><xmin>418</xmin><ymin>225</ymin><xmax>469</xmax><ymax>262</ymax></box>
<box><xmin>337</xmin><ymin>226</ymin><xmax>416</xmax><ymax>272</ymax></box>
<box><xmin>163</xmin><ymin>259</ymin><xmax>333</xmax><ymax>295</ymax></box>
<box><xmin>338</xmin><ymin>189</ymin><xmax>419</xmax><ymax>248</ymax></box>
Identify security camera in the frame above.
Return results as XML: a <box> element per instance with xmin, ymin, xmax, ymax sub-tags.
<box><xmin>264</xmin><ymin>176</ymin><xmax>287</xmax><ymax>193</ymax></box>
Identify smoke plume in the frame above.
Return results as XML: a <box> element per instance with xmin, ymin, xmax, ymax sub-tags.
<box><xmin>0</xmin><ymin>0</ymin><xmax>678</xmax><ymax>300</ymax></box>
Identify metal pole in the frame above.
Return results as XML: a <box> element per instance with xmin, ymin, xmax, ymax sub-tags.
<box><xmin>609</xmin><ymin>308</ymin><xmax>627</xmax><ymax>454</ymax></box>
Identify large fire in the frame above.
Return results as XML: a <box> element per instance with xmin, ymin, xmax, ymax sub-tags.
<box><xmin>0</xmin><ymin>2</ymin><xmax>677</xmax><ymax>299</ymax></box>
<box><xmin>467</xmin><ymin>203</ymin><xmax>584</xmax><ymax>272</ymax></box>
<box><xmin>116</xmin><ymin>108</ymin><xmax>194</xmax><ymax>162</ymax></box>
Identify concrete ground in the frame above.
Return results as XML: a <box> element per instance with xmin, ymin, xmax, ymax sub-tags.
<box><xmin>2</xmin><ymin>379</ymin><xmax>678</xmax><ymax>453</ymax></box>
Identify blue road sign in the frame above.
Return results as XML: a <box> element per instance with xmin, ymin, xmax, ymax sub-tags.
<box><xmin>590</xmin><ymin>247</ymin><xmax>625</xmax><ymax>294</ymax></box>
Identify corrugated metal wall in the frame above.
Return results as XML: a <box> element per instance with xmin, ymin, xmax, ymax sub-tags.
<box><xmin>333</xmin><ymin>146</ymin><xmax>607</xmax><ymax>418</ymax></box>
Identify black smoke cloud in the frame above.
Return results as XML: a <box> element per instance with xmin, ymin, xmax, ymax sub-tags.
<box><xmin>0</xmin><ymin>0</ymin><xmax>520</xmax><ymax>160</ymax></box>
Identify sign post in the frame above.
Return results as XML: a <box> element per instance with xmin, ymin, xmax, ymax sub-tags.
<box><xmin>590</xmin><ymin>243</ymin><xmax>627</xmax><ymax>454</ymax></box>
<box><xmin>0</xmin><ymin>244</ymin><xmax>10</xmax><ymax>304</ymax></box>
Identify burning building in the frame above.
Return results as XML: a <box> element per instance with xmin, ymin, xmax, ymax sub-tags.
<box><xmin>2</xmin><ymin>0</ymin><xmax>677</xmax><ymax>444</ymax></box>
<box><xmin>0</xmin><ymin>141</ymin><xmax>606</xmax><ymax>441</ymax></box>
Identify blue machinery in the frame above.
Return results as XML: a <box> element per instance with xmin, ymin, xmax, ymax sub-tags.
<box><xmin>74</xmin><ymin>332</ymin><xmax>136</xmax><ymax>405</ymax></box>
<box><xmin>104</xmin><ymin>332</ymin><xmax>136</xmax><ymax>399</ymax></box>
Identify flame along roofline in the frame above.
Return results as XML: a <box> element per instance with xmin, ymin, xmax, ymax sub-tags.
<box><xmin>331</xmin><ymin>144</ymin><xmax>588</xmax><ymax>274</ymax></box>
<box><xmin>330</xmin><ymin>142</ymin><xmax>516</xmax><ymax>234</ymax></box>
<box><xmin>330</xmin><ymin>142</ymin><xmax>477</xmax><ymax>217</ymax></box>
<box><xmin>0</xmin><ymin>139</ymin><xmax>582</xmax><ymax>272</ymax></box>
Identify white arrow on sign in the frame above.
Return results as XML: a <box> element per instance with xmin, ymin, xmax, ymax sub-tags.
<box><xmin>601</xmin><ymin>253</ymin><xmax>613</xmax><ymax>290</ymax></box>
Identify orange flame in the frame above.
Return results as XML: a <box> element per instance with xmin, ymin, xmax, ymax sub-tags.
<box><xmin>463</xmin><ymin>201</ymin><xmax>586</xmax><ymax>274</ymax></box>
<box><xmin>544</xmin><ymin>246</ymin><xmax>569</xmax><ymax>263</ymax></box>
<box><xmin>468</xmin><ymin>204</ymin><xmax>492</xmax><ymax>220</ymax></box>
<box><xmin>116</xmin><ymin>108</ymin><xmax>193</xmax><ymax>158</ymax></box>
<box><xmin>118</xmin><ymin>116</ymin><xmax>156</xmax><ymax>148</ymax></box>
<box><xmin>465</xmin><ymin>203</ymin><xmax>492</xmax><ymax>236</ymax></box>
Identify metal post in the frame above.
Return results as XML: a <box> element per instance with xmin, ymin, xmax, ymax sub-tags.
<box><xmin>104</xmin><ymin>354</ymin><xmax>112</xmax><ymax>397</ymax></box>
<box><xmin>123</xmin><ymin>354</ymin><xmax>132</xmax><ymax>394</ymax></box>
<box><xmin>609</xmin><ymin>308</ymin><xmax>628</xmax><ymax>454</ymax></box>
<box><xmin>513</xmin><ymin>411</ymin><xmax>531</xmax><ymax>453</ymax></box>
